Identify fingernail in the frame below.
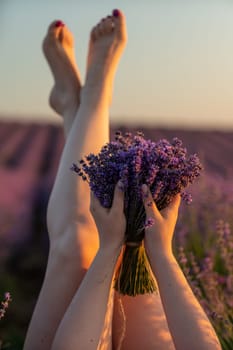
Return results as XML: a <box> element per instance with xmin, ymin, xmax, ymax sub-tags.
<box><xmin>142</xmin><ymin>184</ymin><xmax>149</xmax><ymax>199</ymax></box>
<box><xmin>112</xmin><ymin>9</ymin><xmax>120</xmax><ymax>17</ymax></box>
<box><xmin>117</xmin><ymin>180</ymin><xmax>125</xmax><ymax>191</ymax></box>
<box><xmin>55</xmin><ymin>20</ymin><xmax>65</xmax><ymax>28</ymax></box>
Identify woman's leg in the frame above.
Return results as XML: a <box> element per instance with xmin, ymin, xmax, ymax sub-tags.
<box><xmin>24</xmin><ymin>11</ymin><xmax>127</xmax><ymax>350</ymax></box>
<box><xmin>24</xmin><ymin>21</ymin><xmax>87</xmax><ymax>349</ymax></box>
<box><xmin>113</xmin><ymin>292</ymin><xmax>175</xmax><ymax>350</ymax></box>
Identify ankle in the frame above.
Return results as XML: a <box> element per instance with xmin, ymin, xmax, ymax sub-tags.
<box><xmin>81</xmin><ymin>81</ymin><xmax>112</xmax><ymax>107</ymax></box>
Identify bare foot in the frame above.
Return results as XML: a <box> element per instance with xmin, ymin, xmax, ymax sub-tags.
<box><xmin>83</xmin><ymin>9</ymin><xmax>127</xmax><ymax>104</ymax></box>
<box><xmin>42</xmin><ymin>20</ymin><xmax>82</xmax><ymax>135</ymax></box>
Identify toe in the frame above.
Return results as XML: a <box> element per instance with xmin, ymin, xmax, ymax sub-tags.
<box><xmin>49</xmin><ymin>20</ymin><xmax>65</xmax><ymax>30</ymax></box>
<box><xmin>58</xmin><ymin>25</ymin><xmax>74</xmax><ymax>47</ymax></box>
<box><xmin>92</xmin><ymin>21</ymin><xmax>105</xmax><ymax>40</ymax></box>
<box><xmin>112</xmin><ymin>9</ymin><xmax>127</xmax><ymax>40</ymax></box>
<box><xmin>42</xmin><ymin>20</ymin><xmax>65</xmax><ymax>53</ymax></box>
<box><xmin>96</xmin><ymin>21</ymin><xmax>105</xmax><ymax>36</ymax></box>
<box><xmin>103</xmin><ymin>17</ymin><xmax>115</xmax><ymax>34</ymax></box>
<box><xmin>91</xmin><ymin>25</ymin><xmax>98</xmax><ymax>41</ymax></box>
<box><xmin>47</xmin><ymin>20</ymin><xmax>65</xmax><ymax>39</ymax></box>
<box><xmin>91</xmin><ymin>10</ymin><xmax>127</xmax><ymax>42</ymax></box>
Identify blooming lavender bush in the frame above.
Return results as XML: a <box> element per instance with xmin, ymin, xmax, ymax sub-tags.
<box><xmin>0</xmin><ymin>292</ymin><xmax>11</xmax><ymax>350</ymax></box>
<box><xmin>178</xmin><ymin>220</ymin><xmax>233</xmax><ymax>349</ymax></box>
<box><xmin>0</xmin><ymin>293</ymin><xmax>11</xmax><ymax>321</ymax></box>
<box><xmin>72</xmin><ymin>131</ymin><xmax>202</xmax><ymax>296</ymax></box>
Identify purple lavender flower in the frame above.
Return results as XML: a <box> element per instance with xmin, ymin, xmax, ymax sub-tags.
<box><xmin>181</xmin><ymin>191</ymin><xmax>193</xmax><ymax>204</ymax></box>
<box><xmin>0</xmin><ymin>292</ymin><xmax>11</xmax><ymax>320</ymax></box>
<box><xmin>71</xmin><ymin>131</ymin><xmax>203</xmax><ymax>248</ymax></box>
<box><xmin>72</xmin><ymin>131</ymin><xmax>202</xmax><ymax>212</ymax></box>
<box><xmin>71</xmin><ymin>131</ymin><xmax>203</xmax><ymax>295</ymax></box>
<box><xmin>144</xmin><ymin>218</ymin><xmax>155</xmax><ymax>229</ymax></box>
<box><xmin>178</xmin><ymin>220</ymin><xmax>233</xmax><ymax>343</ymax></box>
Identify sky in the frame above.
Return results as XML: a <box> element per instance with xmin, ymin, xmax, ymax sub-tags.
<box><xmin>1</xmin><ymin>0</ymin><xmax>233</xmax><ymax>130</ymax></box>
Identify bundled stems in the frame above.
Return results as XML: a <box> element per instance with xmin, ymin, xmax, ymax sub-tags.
<box><xmin>114</xmin><ymin>244</ymin><xmax>156</xmax><ymax>296</ymax></box>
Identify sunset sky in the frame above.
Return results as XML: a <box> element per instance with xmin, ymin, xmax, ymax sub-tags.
<box><xmin>1</xmin><ymin>0</ymin><xmax>233</xmax><ymax>129</ymax></box>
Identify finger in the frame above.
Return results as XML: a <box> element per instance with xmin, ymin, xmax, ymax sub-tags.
<box><xmin>141</xmin><ymin>184</ymin><xmax>161</xmax><ymax>220</ymax></box>
<box><xmin>112</xmin><ymin>9</ymin><xmax>127</xmax><ymax>40</ymax></box>
<box><xmin>90</xmin><ymin>191</ymin><xmax>97</xmax><ymax>213</ymax></box>
<box><xmin>111</xmin><ymin>181</ymin><xmax>125</xmax><ymax>213</ymax></box>
<box><xmin>90</xmin><ymin>191</ymin><xmax>105</xmax><ymax>214</ymax></box>
<box><xmin>162</xmin><ymin>194</ymin><xmax>181</xmax><ymax>220</ymax></box>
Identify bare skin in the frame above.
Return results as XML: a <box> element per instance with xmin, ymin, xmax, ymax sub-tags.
<box><xmin>25</xmin><ymin>11</ymin><xmax>177</xmax><ymax>350</ymax></box>
<box><xmin>42</xmin><ymin>20</ymin><xmax>82</xmax><ymax>136</ymax></box>
<box><xmin>51</xmin><ymin>184</ymin><xmax>126</xmax><ymax>350</ymax></box>
<box><xmin>142</xmin><ymin>186</ymin><xmax>221</xmax><ymax>350</ymax></box>
<box><xmin>24</xmin><ymin>10</ymin><xmax>222</xmax><ymax>350</ymax></box>
<box><xmin>85</xmin><ymin>15</ymin><xmax>127</xmax><ymax>105</ymax></box>
<box><xmin>24</xmin><ymin>11</ymin><xmax>127</xmax><ymax>350</ymax></box>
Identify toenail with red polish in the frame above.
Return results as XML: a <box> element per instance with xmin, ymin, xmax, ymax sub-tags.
<box><xmin>55</xmin><ymin>20</ymin><xmax>65</xmax><ymax>28</ymax></box>
<box><xmin>112</xmin><ymin>9</ymin><xmax>120</xmax><ymax>17</ymax></box>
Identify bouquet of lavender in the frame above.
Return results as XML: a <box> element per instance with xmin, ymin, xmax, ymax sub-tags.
<box><xmin>71</xmin><ymin>131</ymin><xmax>202</xmax><ymax>296</ymax></box>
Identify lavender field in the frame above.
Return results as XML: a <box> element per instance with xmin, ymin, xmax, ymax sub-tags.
<box><xmin>0</xmin><ymin>121</ymin><xmax>232</xmax><ymax>349</ymax></box>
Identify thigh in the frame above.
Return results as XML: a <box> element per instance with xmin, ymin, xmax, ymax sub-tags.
<box><xmin>113</xmin><ymin>291</ymin><xmax>175</xmax><ymax>350</ymax></box>
<box><xmin>97</xmin><ymin>282</ymin><xmax>115</xmax><ymax>350</ymax></box>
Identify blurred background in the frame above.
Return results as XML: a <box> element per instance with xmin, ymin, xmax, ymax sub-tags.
<box><xmin>0</xmin><ymin>1</ymin><xmax>233</xmax><ymax>349</ymax></box>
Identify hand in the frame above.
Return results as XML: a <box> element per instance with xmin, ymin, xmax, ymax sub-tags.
<box><xmin>142</xmin><ymin>184</ymin><xmax>181</xmax><ymax>258</ymax></box>
<box><xmin>90</xmin><ymin>181</ymin><xmax>126</xmax><ymax>252</ymax></box>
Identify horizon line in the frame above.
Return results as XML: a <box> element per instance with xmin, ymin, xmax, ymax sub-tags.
<box><xmin>0</xmin><ymin>115</ymin><xmax>232</xmax><ymax>133</ymax></box>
